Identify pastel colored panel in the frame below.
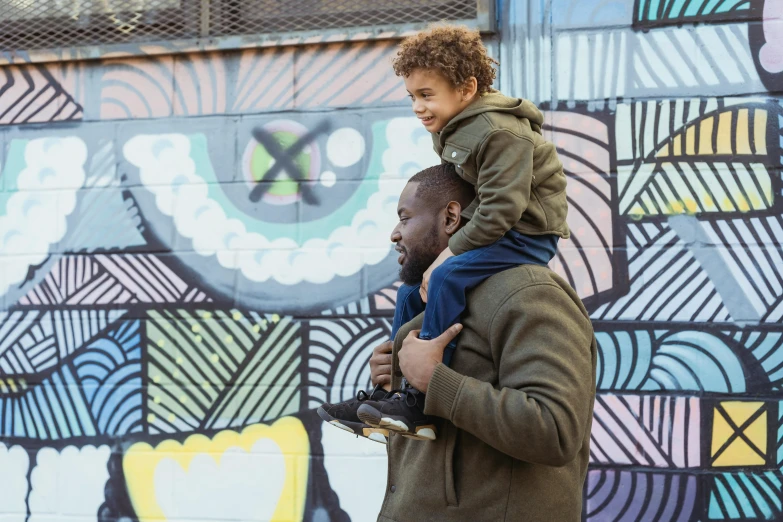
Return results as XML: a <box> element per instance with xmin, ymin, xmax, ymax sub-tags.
<box><xmin>123</xmin><ymin>418</ymin><xmax>309</xmax><ymax>522</ymax></box>
<box><xmin>0</xmin><ymin>65</ymin><xmax>83</xmax><ymax>125</ymax></box>
<box><xmin>28</xmin><ymin>445</ymin><xmax>110</xmax><ymax>522</ymax></box>
<box><xmin>708</xmin><ymin>472</ymin><xmax>782</xmax><ymax>519</ymax></box>
<box><xmin>99</xmin><ymin>56</ymin><xmax>174</xmax><ymax>120</ymax></box>
<box><xmin>307</xmin><ymin>318</ymin><xmax>391</xmax><ymax>409</ymax></box>
<box><xmin>586</xmin><ymin>470</ymin><xmax>696</xmax><ymax>521</ymax></box>
<box><xmin>293</xmin><ymin>41</ymin><xmax>406</xmax><ymax>109</ymax></box>
<box><xmin>0</xmin><ymin>444</ymin><xmax>29</xmax><ymax>522</ymax></box>
<box><xmin>146</xmin><ymin>310</ymin><xmax>300</xmax><ymax>433</ymax></box>
<box><xmin>591</xmin><ymin>394</ymin><xmax>700</xmax><ymax>467</ymax></box>
<box><xmin>173</xmin><ymin>52</ymin><xmax>228</xmax><ymax>116</ymax></box>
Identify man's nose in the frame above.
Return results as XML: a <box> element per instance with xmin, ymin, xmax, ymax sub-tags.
<box><xmin>390</xmin><ymin>225</ymin><xmax>401</xmax><ymax>242</ymax></box>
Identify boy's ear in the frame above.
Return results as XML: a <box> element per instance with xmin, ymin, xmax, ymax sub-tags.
<box><xmin>461</xmin><ymin>77</ymin><xmax>478</xmax><ymax>100</ymax></box>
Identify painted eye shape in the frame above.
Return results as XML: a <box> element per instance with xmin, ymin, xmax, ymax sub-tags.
<box><xmin>119</xmin><ymin>113</ymin><xmax>440</xmax><ymax>312</ymax></box>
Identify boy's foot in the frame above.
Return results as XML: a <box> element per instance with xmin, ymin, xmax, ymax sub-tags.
<box><xmin>357</xmin><ymin>388</ymin><xmax>437</xmax><ymax>441</ymax></box>
<box><xmin>317</xmin><ymin>387</ymin><xmax>391</xmax><ymax>444</ymax></box>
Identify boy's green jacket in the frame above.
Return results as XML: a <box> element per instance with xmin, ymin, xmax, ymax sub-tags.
<box><xmin>433</xmin><ymin>90</ymin><xmax>571</xmax><ymax>255</ymax></box>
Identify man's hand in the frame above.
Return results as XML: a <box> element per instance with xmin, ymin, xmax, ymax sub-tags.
<box><xmin>399</xmin><ymin>325</ymin><xmax>462</xmax><ymax>393</ymax></box>
<box><xmin>369</xmin><ymin>340</ymin><xmax>393</xmax><ymax>391</ymax></box>
<box><xmin>420</xmin><ymin>246</ymin><xmax>455</xmax><ymax>302</ymax></box>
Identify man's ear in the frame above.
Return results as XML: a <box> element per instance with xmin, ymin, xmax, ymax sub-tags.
<box><xmin>444</xmin><ymin>201</ymin><xmax>462</xmax><ymax>235</ymax></box>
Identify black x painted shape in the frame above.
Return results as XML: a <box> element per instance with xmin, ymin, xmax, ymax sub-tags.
<box><xmin>711</xmin><ymin>403</ymin><xmax>767</xmax><ymax>464</ymax></box>
<box><xmin>248</xmin><ymin>120</ymin><xmax>331</xmax><ymax>205</ymax></box>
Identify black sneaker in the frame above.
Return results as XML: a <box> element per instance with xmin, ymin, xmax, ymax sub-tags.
<box><xmin>317</xmin><ymin>387</ymin><xmax>390</xmax><ymax>444</ymax></box>
<box><xmin>357</xmin><ymin>388</ymin><xmax>437</xmax><ymax>441</ymax></box>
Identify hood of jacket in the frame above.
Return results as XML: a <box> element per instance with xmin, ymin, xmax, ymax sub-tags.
<box><xmin>441</xmin><ymin>89</ymin><xmax>544</xmax><ymax>134</ymax></box>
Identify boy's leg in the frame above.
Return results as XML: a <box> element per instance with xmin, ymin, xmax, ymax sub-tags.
<box><xmin>316</xmin><ymin>285</ymin><xmax>425</xmax><ymax>443</ymax></box>
<box><xmin>390</xmin><ymin>283</ymin><xmax>426</xmax><ymax>341</ymax></box>
<box><xmin>420</xmin><ymin>232</ymin><xmax>559</xmax><ymax>365</ymax></box>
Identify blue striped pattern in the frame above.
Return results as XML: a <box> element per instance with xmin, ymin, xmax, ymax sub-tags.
<box><xmin>636</xmin><ymin>0</ymin><xmax>750</xmax><ymax>23</ymax></box>
<box><xmin>0</xmin><ymin>321</ymin><xmax>141</xmax><ymax>439</ymax></box>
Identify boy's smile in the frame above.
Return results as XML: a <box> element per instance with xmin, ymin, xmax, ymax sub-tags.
<box><xmin>404</xmin><ymin>68</ymin><xmax>476</xmax><ymax>133</ymax></box>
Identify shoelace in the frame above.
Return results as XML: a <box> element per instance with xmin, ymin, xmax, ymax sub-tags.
<box><xmin>387</xmin><ymin>388</ymin><xmax>419</xmax><ymax>407</ymax></box>
<box><xmin>355</xmin><ymin>383</ymin><xmax>388</xmax><ymax>402</ymax></box>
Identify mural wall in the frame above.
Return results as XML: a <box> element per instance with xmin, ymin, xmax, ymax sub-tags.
<box><xmin>0</xmin><ymin>0</ymin><xmax>781</xmax><ymax>520</ymax></box>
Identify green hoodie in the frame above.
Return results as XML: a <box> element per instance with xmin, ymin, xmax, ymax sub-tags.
<box><xmin>434</xmin><ymin>91</ymin><xmax>571</xmax><ymax>255</ymax></box>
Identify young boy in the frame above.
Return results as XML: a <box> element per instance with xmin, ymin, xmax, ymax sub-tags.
<box><xmin>317</xmin><ymin>25</ymin><xmax>570</xmax><ymax>442</ymax></box>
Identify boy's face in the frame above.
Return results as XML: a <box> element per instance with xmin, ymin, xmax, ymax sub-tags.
<box><xmin>404</xmin><ymin>68</ymin><xmax>474</xmax><ymax>133</ymax></box>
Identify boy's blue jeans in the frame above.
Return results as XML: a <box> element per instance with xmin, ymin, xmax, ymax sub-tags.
<box><xmin>390</xmin><ymin>231</ymin><xmax>559</xmax><ymax>367</ymax></box>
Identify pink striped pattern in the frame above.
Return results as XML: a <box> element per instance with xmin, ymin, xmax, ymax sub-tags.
<box><xmin>590</xmin><ymin>394</ymin><xmax>701</xmax><ymax>468</ymax></box>
<box><xmin>544</xmin><ymin>111</ymin><xmax>617</xmax><ymax>304</ymax></box>
<box><xmin>18</xmin><ymin>255</ymin><xmax>210</xmax><ymax>305</ymax></box>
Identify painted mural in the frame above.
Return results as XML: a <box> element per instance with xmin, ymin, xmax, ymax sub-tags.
<box><xmin>0</xmin><ymin>0</ymin><xmax>782</xmax><ymax>520</ymax></box>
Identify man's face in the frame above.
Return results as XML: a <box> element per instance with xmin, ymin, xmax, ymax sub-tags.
<box><xmin>404</xmin><ymin>68</ymin><xmax>471</xmax><ymax>133</ymax></box>
<box><xmin>390</xmin><ymin>182</ymin><xmax>448</xmax><ymax>285</ymax></box>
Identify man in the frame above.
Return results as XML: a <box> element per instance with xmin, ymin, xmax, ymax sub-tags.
<box><xmin>368</xmin><ymin>163</ymin><xmax>597</xmax><ymax>521</ymax></box>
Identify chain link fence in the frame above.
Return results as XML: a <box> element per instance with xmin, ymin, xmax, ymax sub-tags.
<box><xmin>0</xmin><ymin>0</ymin><xmax>479</xmax><ymax>53</ymax></box>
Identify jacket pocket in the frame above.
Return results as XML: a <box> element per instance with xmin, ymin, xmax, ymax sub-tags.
<box><xmin>444</xmin><ymin>425</ymin><xmax>460</xmax><ymax>506</ymax></box>
<box><xmin>441</xmin><ymin>142</ymin><xmax>471</xmax><ymax>166</ymax></box>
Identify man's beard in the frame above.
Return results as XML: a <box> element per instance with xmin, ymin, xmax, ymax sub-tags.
<box><xmin>398</xmin><ymin>224</ymin><xmax>441</xmax><ymax>286</ymax></box>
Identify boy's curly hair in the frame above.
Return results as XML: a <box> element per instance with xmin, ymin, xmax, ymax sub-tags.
<box><xmin>392</xmin><ymin>25</ymin><xmax>498</xmax><ymax>94</ymax></box>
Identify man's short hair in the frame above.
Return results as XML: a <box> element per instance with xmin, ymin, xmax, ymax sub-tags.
<box><xmin>408</xmin><ymin>163</ymin><xmax>476</xmax><ymax>211</ymax></box>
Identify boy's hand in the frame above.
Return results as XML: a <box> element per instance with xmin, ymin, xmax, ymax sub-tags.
<box><xmin>420</xmin><ymin>247</ymin><xmax>455</xmax><ymax>303</ymax></box>
<box><xmin>399</xmin><ymin>325</ymin><xmax>462</xmax><ymax>393</ymax></box>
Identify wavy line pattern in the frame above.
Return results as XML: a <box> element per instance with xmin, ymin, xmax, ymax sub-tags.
<box><xmin>708</xmin><ymin>472</ymin><xmax>783</xmax><ymax>519</ymax></box>
<box><xmin>97</xmin><ymin>42</ymin><xmax>407</xmax><ymax>121</ymax></box>
<box><xmin>0</xmin><ymin>363</ymin><xmax>96</xmax><ymax>439</ymax></box>
<box><xmin>307</xmin><ymin>318</ymin><xmax>391</xmax><ymax>408</ymax></box>
<box><xmin>72</xmin><ymin>321</ymin><xmax>142</xmax><ymax>435</ymax></box>
<box><xmin>100</xmin><ymin>57</ymin><xmax>175</xmax><ymax>120</ymax></box>
<box><xmin>595</xmin><ymin>329</ymin><xmax>747</xmax><ymax>393</ymax></box>
<box><xmin>585</xmin><ymin>470</ymin><xmax>696</xmax><ymax>521</ymax></box>
<box><xmin>616</xmin><ymin>101</ymin><xmax>775</xmax><ymax>217</ymax></box>
<box><xmin>543</xmin><ymin>111</ymin><xmax>618</xmax><ymax>306</ymax></box>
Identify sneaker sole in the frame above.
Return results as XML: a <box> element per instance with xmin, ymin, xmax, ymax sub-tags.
<box><xmin>317</xmin><ymin>407</ymin><xmax>388</xmax><ymax>444</ymax></box>
<box><xmin>357</xmin><ymin>405</ymin><xmax>436</xmax><ymax>441</ymax></box>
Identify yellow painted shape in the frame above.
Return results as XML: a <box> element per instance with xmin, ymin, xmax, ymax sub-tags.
<box><xmin>673</xmin><ymin>135</ymin><xmax>682</xmax><ymax>156</ymax></box>
<box><xmin>736</xmin><ymin>109</ymin><xmax>751</xmax><ymax>154</ymax></box>
<box><xmin>754</xmin><ymin>109</ymin><xmax>767</xmax><ymax>155</ymax></box>
<box><xmin>721</xmin><ymin>401</ymin><xmax>762</xmax><ymax>427</ymax></box>
<box><xmin>745</xmin><ymin>411</ymin><xmax>767</xmax><ymax>454</ymax></box>
<box><xmin>684</xmin><ymin>199</ymin><xmax>699</xmax><ymax>213</ymax></box>
<box><xmin>698</xmin><ymin>116</ymin><xmax>715</xmax><ymax>155</ymax></box>
<box><xmin>711</xmin><ymin>409</ymin><xmax>733</xmax><ymax>456</ymax></box>
<box><xmin>123</xmin><ymin>417</ymin><xmax>309</xmax><ymax>521</ymax></box>
<box><xmin>713</xmin><ymin>438</ymin><xmax>766</xmax><ymax>467</ymax></box>
<box><xmin>686</xmin><ymin>125</ymin><xmax>696</xmax><ymax>155</ymax></box>
<box><xmin>717</xmin><ymin>111</ymin><xmax>733</xmax><ymax>154</ymax></box>
<box><xmin>657</xmin><ymin>143</ymin><xmax>669</xmax><ymax>157</ymax></box>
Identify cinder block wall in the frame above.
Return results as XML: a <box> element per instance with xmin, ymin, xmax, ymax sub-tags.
<box><xmin>0</xmin><ymin>0</ymin><xmax>781</xmax><ymax>520</ymax></box>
